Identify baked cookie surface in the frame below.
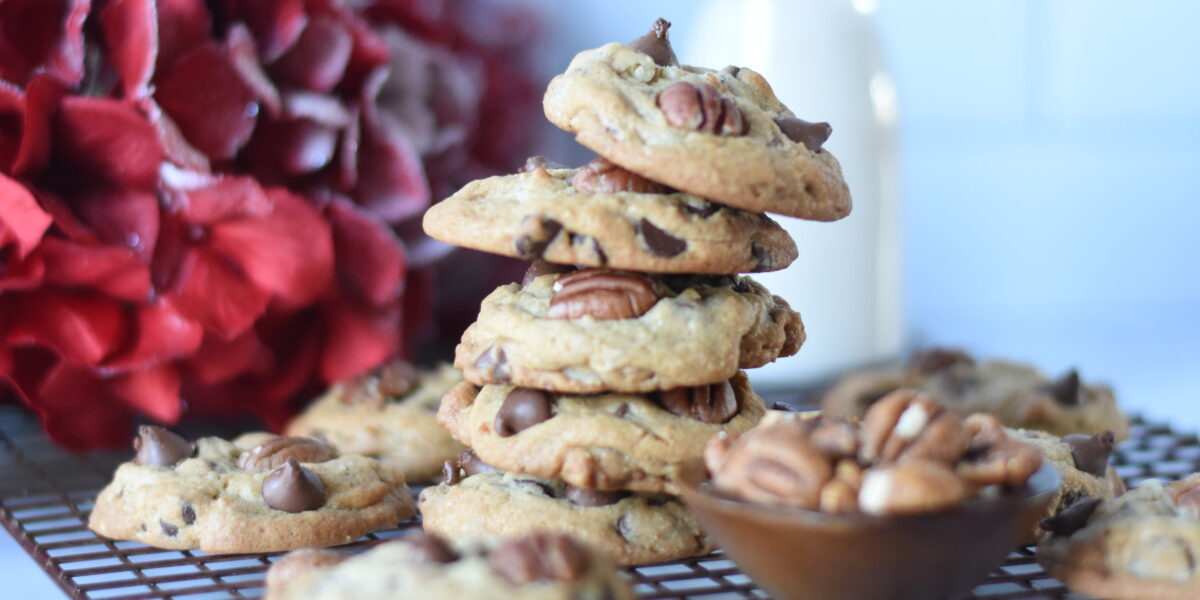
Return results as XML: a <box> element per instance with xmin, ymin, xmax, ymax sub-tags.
<box><xmin>265</xmin><ymin>532</ymin><xmax>631</xmax><ymax>600</ymax></box>
<box><xmin>88</xmin><ymin>428</ymin><xmax>415</xmax><ymax>553</ymax></box>
<box><xmin>456</xmin><ymin>270</ymin><xmax>804</xmax><ymax>393</ymax></box>
<box><xmin>422</xmin><ymin>163</ymin><xmax>797</xmax><ymax>274</ymax></box>
<box><xmin>1036</xmin><ymin>475</ymin><xmax>1200</xmax><ymax>600</ymax></box>
<box><xmin>543</xmin><ymin>40</ymin><xmax>851</xmax><ymax>220</ymax></box>
<box><xmin>419</xmin><ymin>469</ymin><xmax>712</xmax><ymax>566</ymax></box>
<box><xmin>438</xmin><ymin>371</ymin><xmax>765</xmax><ymax>494</ymax></box>
<box><xmin>286</xmin><ymin>362</ymin><xmax>466</xmax><ymax>482</ymax></box>
<box><xmin>821</xmin><ymin>349</ymin><xmax>1129</xmax><ymax>439</ymax></box>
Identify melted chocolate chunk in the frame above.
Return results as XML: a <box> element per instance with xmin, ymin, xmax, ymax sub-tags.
<box><xmin>441</xmin><ymin>460</ymin><xmax>462</xmax><ymax>485</ymax></box>
<box><xmin>262</xmin><ymin>458</ymin><xmax>325</xmax><ymax>513</ymax></box>
<box><xmin>474</xmin><ymin>346</ymin><xmax>510</xmax><ymax>382</ymax></box>
<box><xmin>626</xmin><ymin>18</ymin><xmax>679</xmax><ymax>67</ymax></box>
<box><xmin>565</xmin><ymin>485</ymin><xmax>627</xmax><ymax>507</ymax></box>
<box><xmin>181</xmin><ymin>504</ymin><xmax>195</xmax><ymax>525</ymax></box>
<box><xmin>1063</xmin><ymin>431</ymin><xmax>1116</xmax><ymax>477</ymax></box>
<box><xmin>513</xmin><ymin>217</ymin><xmax>563</xmax><ymax>259</ymax></box>
<box><xmin>751</xmin><ymin>242</ymin><xmax>774</xmax><ymax>271</ymax></box>
<box><xmin>770</xmin><ymin>401</ymin><xmax>796</xmax><ymax>412</ymax></box>
<box><xmin>1040</xmin><ymin>496</ymin><xmax>1102</xmax><ymax>535</ymax></box>
<box><xmin>459</xmin><ymin>450</ymin><xmax>495</xmax><ymax>477</ymax></box>
<box><xmin>160</xmin><ymin>520</ymin><xmax>178</xmax><ymax>536</ymax></box>
<box><xmin>682</xmin><ymin>200</ymin><xmax>720</xmax><ymax>218</ymax></box>
<box><xmin>409</xmin><ymin>533</ymin><xmax>459</xmax><ymax>563</ymax></box>
<box><xmin>637</xmin><ymin>219</ymin><xmax>687</xmax><ymax>257</ymax></box>
<box><xmin>494</xmin><ymin>388</ymin><xmax>554</xmax><ymax>437</ymax></box>
<box><xmin>133</xmin><ymin>425</ymin><xmax>195</xmax><ymax>467</ymax></box>
<box><xmin>774</xmin><ymin>116</ymin><xmax>832</xmax><ymax>152</ymax></box>
<box><xmin>522</xmin><ymin>260</ymin><xmax>573</xmax><ymax>286</ymax></box>
<box><xmin>489</xmin><ymin>533</ymin><xmax>591</xmax><ymax>585</ymax></box>
<box><xmin>1043</xmin><ymin>369</ymin><xmax>1082</xmax><ymax>406</ymax></box>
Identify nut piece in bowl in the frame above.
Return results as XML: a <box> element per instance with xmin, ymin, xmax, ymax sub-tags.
<box><xmin>678</xmin><ymin>391</ymin><xmax>1061</xmax><ymax>600</ymax></box>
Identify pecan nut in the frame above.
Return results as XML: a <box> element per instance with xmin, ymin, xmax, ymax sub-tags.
<box><xmin>1171</xmin><ymin>475</ymin><xmax>1200</xmax><ymax>519</ymax></box>
<box><xmin>858</xmin><ymin>460</ymin><xmax>968</xmax><ymax>516</ymax></box>
<box><xmin>859</xmin><ymin>389</ymin><xmax>970</xmax><ymax>465</ymax></box>
<box><xmin>489</xmin><ymin>532</ymin><xmax>591</xmax><ymax>584</ymax></box>
<box><xmin>706</xmin><ymin>419</ymin><xmax>834</xmax><ymax>509</ymax></box>
<box><xmin>956</xmin><ymin>414</ymin><xmax>1043</xmax><ymax>487</ymax></box>
<box><xmin>238</xmin><ymin>436</ymin><xmax>338</xmax><ymax>471</ymax></box>
<box><xmin>546</xmin><ymin>269</ymin><xmax>659</xmax><ymax>320</ymax></box>
<box><xmin>657</xmin><ymin>81</ymin><xmax>748</xmax><ymax>136</ymax></box>
<box><xmin>571</xmin><ymin>157</ymin><xmax>671</xmax><ymax>194</ymax></box>
<box><xmin>654</xmin><ymin>380</ymin><xmax>738</xmax><ymax>424</ymax></box>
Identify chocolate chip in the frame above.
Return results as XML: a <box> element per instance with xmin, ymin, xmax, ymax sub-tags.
<box><xmin>1040</xmin><ymin>496</ymin><xmax>1102</xmax><ymax>535</ymax></box>
<box><xmin>655</xmin><ymin>381</ymin><xmax>738</xmax><ymax>423</ymax></box>
<box><xmin>409</xmin><ymin>533</ymin><xmax>459</xmax><ymax>563</ymax></box>
<box><xmin>133</xmin><ymin>425</ymin><xmax>195</xmax><ymax>467</ymax></box>
<box><xmin>774</xmin><ymin>116</ymin><xmax>832</xmax><ymax>152</ymax></box>
<box><xmin>565</xmin><ymin>485</ymin><xmax>627</xmax><ymax>507</ymax></box>
<box><xmin>160</xmin><ymin>519</ymin><xmax>178</xmax><ymax>536</ymax></box>
<box><xmin>522</xmin><ymin>260</ymin><xmax>573</xmax><ymax>286</ymax></box>
<box><xmin>637</xmin><ymin>219</ymin><xmax>687</xmax><ymax>257</ymax></box>
<box><xmin>626</xmin><ymin>18</ymin><xmax>678</xmax><ymax>67</ymax></box>
<box><xmin>1063</xmin><ymin>431</ymin><xmax>1116</xmax><ymax>477</ymax></box>
<box><xmin>494</xmin><ymin>388</ymin><xmax>554</xmax><ymax>437</ymax></box>
<box><xmin>591</xmin><ymin>238</ymin><xmax>608</xmax><ymax>265</ymax></box>
<box><xmin>442</xmin><ymin>460</ymin><xmax>462</xmax><ymax>485</ymax></box>
<box><xmin>181</xmin><ymin>504</ymin><xmax>195</xmax><ymax>525</ymax></box>
<box><xmin>474</xmin><ymin>346</ymin><xmax>509</xmax><ymax>382</ymax></box>
<box><xmin>513</xmin><ymin>216</ymin><xmax>562</xmax><ymax>259</ymax></box>
<box><xmin>457</xmin><ymin>450</ymin><xmax>495</xmax><ymax>476</ymax></box>
<box><xmin>770</xmin><ymin>401</ymin><xmax>795</xmax><ymax>412</ymax></box>
<box><xmin>262</xmin><ymin>458</ymin><xmax>325</xmax><ymax>512</ymax></box>
<box><xmin>1043</xmin><ymin>369</ymin><xmax>1082</xmax><ymax>406</ymax></box>
<box><xmin>682</xmin><ymin>200</ymin><xmax>720</xmax><ymax>218</ymax></box>
<box><xmin>520</xmin><ymin>155</ymin><xmax>566</xmax><ymax>173</ymax></box>
<box><xmin>907</xmin><ymin>348</ymin><xmax>973</xmax><ymax>374</ymax></box>
<box><xmin>751</xmin><ymin>242</ymin><xmax>774</xmax><ymax>271</ymax></box>
<box><xmin>614</xmin><ymin>403</ymin><xmax>630</xmax><ymax>418</ymax></box>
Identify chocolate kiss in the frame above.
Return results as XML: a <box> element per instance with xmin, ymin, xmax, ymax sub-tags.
<box><xmin>1064</xmin><ymin>431</ymin><xmax>1116</xmax><ymax>477</ymax></box>
<box><xmin>1040</xmin><ymin>496</ymin><xmax>1102</xmax><ymax>535</ymax></box>
<box><xmin>774</xmin><ymin>117</ymin><xmax>832</xmax><ymax>152</ymax></box>
<box><xmin>627</xmin><ymin>18</ymin><xmax>678</xmax><ymax>67</ymax></box>
<box><xmin>133</xmin><ymin>425</ymin><xmax>194</xmax><ymax>466</ymax></box>
<box><xmin>262</xmin><ymin>458</ymin><xmax>325</xmax><ymax>512</ymax></box>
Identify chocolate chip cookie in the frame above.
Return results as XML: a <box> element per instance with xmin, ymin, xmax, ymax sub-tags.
<box><xmin>1009</xmin><ymin>428</ymin><xmax>1126</xmax><ymax>542</ymax></box>
<box><xmin>266</xmin><ymin>532</ymin><xmax>632</xmax><ymax>600</ymax></box>
<box><xmin>1036</xmin><ymin>475</ymin><xmax>1200</xmax><ymax>599</ymax></box>
<box><xmin>419</xmin><ymin>469</ymin><xmax>712</xmax><ymax>566</ymax></box>
<box><xmin>543</xmin><ymin>20</ymin><xmax>851</xmax><ymax>221</ymax></box>
<box><xmin>422</xmin><ymin>159</ymin><xmax>797</xmax><ymax>274</ymax></box>
<box><xmin>88</xmin><ymin>427</ymin><xmax>415</xmax><ymax>553</ymax></box>
<box><xmin>438</xmin><ymin>371</ymin><xmax>766</xmax><ymax>494</ymax></box>
<box><xmin>457</xmin><ymin>269</ymin><xmax>804</xmax><ymax>393</ymax></box>
<box><xmin>286</xmin><ymin>361</ymin><xmax>466</xmax><ymax>482</ymax></box>
<box><xmin>821</xmin><ymin>349</ymin><xmax>1129</xmax><ymax>440</ymax></box>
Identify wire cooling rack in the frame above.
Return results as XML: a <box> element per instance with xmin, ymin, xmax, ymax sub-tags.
<box><xmin>2</xmin><ymin>401</ymin><xmax>1197</xmax><ymax>600</ymax></box>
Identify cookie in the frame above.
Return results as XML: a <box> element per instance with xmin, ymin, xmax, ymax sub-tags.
<box><xmin>1036</xmin><ymin>475</ymin><xmax>1200</xmax><ymax>599</ymax></box>
<box><xmin>438</xmin><ymin>371</ymin><xmax>766</xmax><ymax>494</ymax></box>
<box><xmin>821</xmin><ymin>348</ymin><xmax>1129</xmax><ymax>440</ymax></box>
<box><xmin>88</xmin><ymin>427</ymin><xmax>415</xmax><ymax>553</ymax></box>
<box><xmin>1008</xmin><ymin>428</ymin><xmax>1126</xmax><ymax>542</ymax></box>
<box><xmin>422</xmin><ymin>159</ymin><xmax>798</xmax><ymax>274</ymax></box>
<box><xmin>286</xmin><ymin>361</ymin><xmax>466</xmax><ymax>482</ymax></box>
<box><xmin>542</xmin><ymin>22</ymin><xmax>851</xmax><ymax>221</ymax></box>
<box><xmin>419</xmin><ymin>469</ymin><xmax>712</xmax><ymax>566</ymax></box>
<box><xmin>457</xmin><ymin>269</ymin><xmax>804</xmax><ymax>393</ymax></box>
<box><xmin>265</xmin><ymin>532</ymin><xmax>632</xmax><ymax>600</ymax></box>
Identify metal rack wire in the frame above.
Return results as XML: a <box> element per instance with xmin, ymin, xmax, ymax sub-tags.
<box><xmin>2</xmin><ymin>402</ymin><xmax>1195</xmax><ymax>599</ymax></box>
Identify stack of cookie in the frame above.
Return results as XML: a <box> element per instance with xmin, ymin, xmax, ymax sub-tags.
<box><xmin>418</xmin><ymin>19</ymin><xmax>851</xmax><ymax>566</ymax></box>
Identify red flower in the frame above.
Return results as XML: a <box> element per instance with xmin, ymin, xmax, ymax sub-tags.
<box><xmin>0</xmin><ymin>0</ymin><xmax>539</xmax><ymax>449</ymax></box>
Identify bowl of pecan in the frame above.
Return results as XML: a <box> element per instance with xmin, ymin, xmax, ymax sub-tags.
<box><xmin>677</xmin><ymin>390</ymin><xmax>1061</xmax><ymax>600</ymax></box>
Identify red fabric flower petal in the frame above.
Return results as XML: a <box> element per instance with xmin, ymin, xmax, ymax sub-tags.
<box><xmin>5</xmin><ymin>348</ymin><xmax>135</xmax><ymax>450</ymax></box>
<box><xmin>269</xmin><ymin>16</ymin><xmax>352</xmax><ymax>93</ymax></box>
<box><xmin>155</xmin><ymin>42</ymin><xmax>258</xmax><ymax>160</ymax></box>
<box><xmin>327</xmin><ymin>197</ymin><xmax>405</xmax><ymax>307</ymax></box>
<box><xmin>0</xmin><ymin>0</ymin><xmax>90</xmax><ymax>87</ymax></box>
<box><xmin>166</xmin><ymin>245</ymin><xmax>271</xmax><ymax>339</ymax></box>
<box><xmin>5</xmin><ymin>289</ymin><xmax>126</xmax><ymax>365</ymax></box>
<box><xmin>0</xmin><ymin>80</ymin><xmax>22</xmax><ymax>172</ymax></box>
<box><xmin>141</xmin><ymin>98</ymin><xmax>211</xmax><ymax>173</ymax></box>
<box><xmin>170</xmin><ymin>174</ymin><xmax>271</xmax><ymax>225</ymax></box>
<box><xmin>34</xmin><ymin>189</ymin><xmax>95</xmax><ymax>242</ymax></box>
<box><xmin>109</xmin><ymin>363</ymin><xmax>182</xmax><ymax>423</ymax></box>
<box><xmin>236</xmin><ymin>0</ymin><xmax>307</xmax><ymax>63</ymax></box>
<box><xmin>318</xmin><ymin>297</ymin><xmax>399</xmax><ymax>384</ymax></box>
<box><xmin>100</xmin><ymin>0</ymin><xmax>157</xmax><ymax>100</ymax></box>
<box><xmin>104</xmin><ymin>299</ymin><xmax>203</xmax><ymax>370</ymax></box>
<box><xmin>226</xmin><ymin>23</ymin><xmax>281</xmax><ymax>117</ymax></box>
<box><xmin>71</xmin><ymin>186</ymin><xmax>159</xmax><ymax>262</ymax></box>
<box><xmin>0</xmin><ymin>249</ymin><xmax>45</xmax><ymax>292</ymax></box>
<box><xmin>244</xmin><ymin>116</ymin><xmax>338</xmax><ymax>178</ymax></box>
<box><xmin>184</xmin><ymin>328</ymin><xmax>268</xmax><ymax>384</ymax></box>
<box><xmin>208</xmin><ymin>188</ymin><xmax>333</xmax><ymax>308</ymax></box>
<box><xmin>54</xmin><ymin>96</ymin><xmax>163</xmax><ymax>189</ymax></box>
<box><xmin>0</xmin><ymin>173</ymin><xmax>53</xmax><ymax>258</ymax></box>
<box><xmin>155</xmin><ymin>0</ymin><xmax>211</xmax><ymax>76</ymax></box>
<box><xmin>40</xmin><ymin>237</ymin><xmax>151</xmax><ymax>302</ymax></box>
<box><xmin>354</xmin><ymin>105</ymin><xmax>430</xmax><ymax>222</ymax></box>
<box><xmin>11</xmin><ymin>74</ymin><xmax>67</xmax><ymax>180</ymax></box>
<box><xmin>40</xmin><ymin>0</ymin><xmax>91</xmax><ymax>88</ymax></box>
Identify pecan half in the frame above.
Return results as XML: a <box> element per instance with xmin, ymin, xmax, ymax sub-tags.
<box><xmin>546</xmin><ymin>269</ymin><xmax>659</xmax><ymax>320</ymax></box>
<box><xmin>571</xmin><ymin>157</ymin><xmax>671</xmax><ymax>194</ymax></box>
<box><xmin>706</xmin><ymin>419</ymin><xmax>834</xmax><ymax>509</ymax></box>
<box><xmin>858</xmin><ymin>460</ymin><xmax>968</xmax><ymax>516</ymax></box>
<box><xmin>654</xmin><ymin>380</ymin><xmax>738</xmax><ymax>423</ymax></box>
<box><xmin>858</xmin><ymin>389</ymin><xmax>970</xmax><ymax>465</ymax></box>
<box><xmin>238</xmin><ymin>436</ymin><xmax>338</xmax><ymax>471</ymax></box>
<box><xmin>657</xmin><ymin>81</ymin><xmax>748</xmax><ymax>136</ymax></box>
<box><xmin>489</xmin><ymin>533</ymin><xmax>591</xmax><ymax>584</ymax></box>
